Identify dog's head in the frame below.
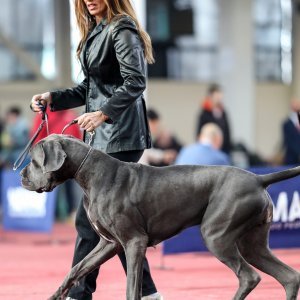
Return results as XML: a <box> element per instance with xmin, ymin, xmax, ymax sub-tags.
<box><xmin>20</xmin><ymin>136</ymin><xmax>68</xmax><ymax>193</ymax></box>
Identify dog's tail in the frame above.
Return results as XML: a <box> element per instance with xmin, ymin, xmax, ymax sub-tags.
<box><xmin>259</xmin><ymin>166</ymin><xmax>300</xmax><ymax>188</ymax></box>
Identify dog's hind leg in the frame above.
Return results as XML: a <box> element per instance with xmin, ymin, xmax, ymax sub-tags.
<box><xmin>201</xmin><ymin>226</ymin><xmax>261</xmax><ymax>300</ymax></box>
<box><xmin>48</xmin><ymin>238</ymin><xmax>119</xmax><ymax>300</ymax></box>
<box><xmin>124</xmin><ymin>236</ymin><xmax>149</xmax><ymax>300</ymax></box>
<box><xmin>237</xmin><ymin>222</ymin><xmax>300</xmax><ymax>300</ymax></box>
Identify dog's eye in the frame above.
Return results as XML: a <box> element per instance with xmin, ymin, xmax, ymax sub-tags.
<box><xmin>31</xmin><ymin>160</ymin><xmax>38</xmax><ymax>167</ymax></box>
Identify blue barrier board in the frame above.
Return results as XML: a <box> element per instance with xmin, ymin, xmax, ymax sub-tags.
<box><xmin>1</xmin><ymin>170</ymin><xmax>56</xmax><ymax>232</ymax></box>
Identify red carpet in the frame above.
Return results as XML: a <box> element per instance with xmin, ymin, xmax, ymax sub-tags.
<box><xmin>0</xmin><ymin>223</ymin><xmax>299</xmax><ymax>300</ymax></box>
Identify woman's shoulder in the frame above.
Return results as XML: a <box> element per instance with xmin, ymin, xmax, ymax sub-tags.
<box><xmin>109</xmin><ymin>14</ymin><xmax>137</xmax><ymax>31</ymax></box>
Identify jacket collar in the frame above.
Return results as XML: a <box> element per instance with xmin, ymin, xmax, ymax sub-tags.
<box><xmin>80</xmin><ymin>18</ymin><xmax>108</xmax><ymax>72</ymax></box>
<box><xmin>87</xmin><ymin>18</ymin><xmax>108</xmax><ymax>42</ymax></box>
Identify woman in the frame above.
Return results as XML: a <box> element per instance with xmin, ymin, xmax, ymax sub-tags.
<box><xmin>31</xmin><ymin>1</ymin><xmax>162</xmax><ymax>299</ymax></box>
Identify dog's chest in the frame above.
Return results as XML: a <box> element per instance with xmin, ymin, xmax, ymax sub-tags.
<box><xmin>87</xmin><ymin>209</ymin><xmax>114</xmax><ymax>243</ymax></box>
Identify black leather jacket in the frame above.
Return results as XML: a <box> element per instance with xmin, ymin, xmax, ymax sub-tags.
<box><xmin>50</xmin><ymin>15</ymin><xmax>151</xmax><ymax>153</ymax></box>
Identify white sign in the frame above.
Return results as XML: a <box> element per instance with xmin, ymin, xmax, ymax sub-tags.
<box><xmin>273</xmin><ymin>191</ymin><xmax>300</xmax><ymax>222</ymax></box>
<box><xmin>7</xmin><ymin>187</ymin><xmax>47</xmax><ymax>218</ymax></box>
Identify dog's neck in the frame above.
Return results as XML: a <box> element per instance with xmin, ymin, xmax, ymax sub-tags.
<box><xmin>69</xmin><ymin>143</ymin><xmax>120</xmax><ymax>196</ymax></box>
<box><xmin>74</xmin><ymin>147</ymin><xmax>93</xmax><ymax>178</ymax></box>
<box><xmin>72</xmin><ymin>146</ymin><xmax>97</xmax><ymax>190</ymax></box>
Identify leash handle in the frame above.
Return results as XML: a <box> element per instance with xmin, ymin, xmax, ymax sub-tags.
<box><xmin>13</xmin><ymin>100</ymin><xmax>49</xmax><ymax>171</ymax></box>
<box><xmin>37</xmin><ymin>100</ymin><xmax>47</xmax><ymax>119</ymax></box>
<box><xmin>37</xmin><ymin>100</ymin><xmax>49</xmax><ymax>135</ymax></box>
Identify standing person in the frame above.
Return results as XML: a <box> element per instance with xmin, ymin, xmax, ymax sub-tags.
<box><xmin>196</xmin><ymin>83</ymin><xmax>232</xmax><ymax>154</ymax></box>
<box><xmin>30</xmin><ymin>1</ymin><xmax>162</xmax><ymax>299</ymax></box>
<box><xmin>282</xmin><ymin>100</ymin><xmax>300</xmax><ymax>165</ymax></box>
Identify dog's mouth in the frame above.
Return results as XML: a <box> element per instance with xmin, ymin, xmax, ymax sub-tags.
<box><xmin>40</xmin><ymin>185</ymin><xmax>54</xmax><ymax>193</ymax></box>
<box><xmin>21</xmin><ymin>177</ymin><xmax>34</xmax><ymax>190</ymax></box>
<box><xmin>36</xmin><ymin>183</ymin><xmax>55</xmax><ymax>193</ymax></box>
<box><xmin>21</xmin><ymin>177</ymin><xmax>54</xmax><ymax>193</ymax></box>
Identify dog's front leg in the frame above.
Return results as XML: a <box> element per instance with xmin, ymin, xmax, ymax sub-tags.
<box><xmin>124</xmin><ymin>236</ymin><xmax>148</xmax><ymax>300</ymax></box>
<box><xmin>48</xmin><ymin>239</ymin><xmax>119</xmax><ymax>300</ymax></box>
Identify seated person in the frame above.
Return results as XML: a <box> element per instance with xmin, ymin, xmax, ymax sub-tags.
<box><xmin>140</xmin><ymin>109</ymin><xmax>182</xmax><ymax>166</ymax></box>
<box><xmin>176</xmin><ymin>123</ymin><xmax>230</xmax><ymax>166</ymax></box>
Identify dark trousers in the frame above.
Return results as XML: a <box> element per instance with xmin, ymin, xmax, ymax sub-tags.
<box><xmin>68</xmin><ymin>150</ymin><xmax>157</xmax><ymax>300</ymax></box>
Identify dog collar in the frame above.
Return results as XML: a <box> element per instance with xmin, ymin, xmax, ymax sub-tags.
<box><xmin>74</xmin><ymin>147</ymin><xmax>93</xmax><ymax>178</ymax></box>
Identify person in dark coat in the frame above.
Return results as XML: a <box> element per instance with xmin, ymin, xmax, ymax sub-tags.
<box><xmin>196</xmin><ymin>83</ymin><xmax>232</xmax><ymax>154</ymax></box>
<box><xmin>282</xmin><ymin>100</ymin><xmax>300</xmax><ymax>165</ymax></box>
<box><xmin>30</xmin><ymin>0</ymin><xmax>162</xmax><ymax>299</ymax></box>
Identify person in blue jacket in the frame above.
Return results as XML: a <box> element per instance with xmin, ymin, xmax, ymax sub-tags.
<box><xmin>176</xmin><ymin>123</ymin><xmax>230</xmax><ymax>166</ymax></box>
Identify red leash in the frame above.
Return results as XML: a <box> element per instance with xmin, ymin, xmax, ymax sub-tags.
<box><xmin>61</xmin><ymin>119</ymin><xmax>95</xmax><ymax>146</ymax></box>
<box><xmin>13</xmin><ymin>110</ymin><xmax>96</xmax><ymax>171</ymax></box>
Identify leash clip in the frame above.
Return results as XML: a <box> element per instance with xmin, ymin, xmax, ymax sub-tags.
<box><xmin>88</xmin><ymin>130</ymin><xmax>95</xmax><ymax>146</ymax></box>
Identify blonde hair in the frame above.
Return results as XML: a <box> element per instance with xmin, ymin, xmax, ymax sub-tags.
<box><xmin>74</xmin><ymin>0</ymin><xmax>154</xmax><ymax>64</ymax></box>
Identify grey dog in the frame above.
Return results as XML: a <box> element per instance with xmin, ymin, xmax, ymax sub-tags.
<box><xmin>20</xmin><ymin>134</ymin><xmax>300</xmax><ymax>300</ymax></box>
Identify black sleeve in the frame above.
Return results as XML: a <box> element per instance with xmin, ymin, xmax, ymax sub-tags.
<box><xmin>50</xmin><ymin>78</ymin><xmax>87</xmax><ymax>111</ymax></box>
<box><xmin>100</xmin><ymin>19</ymin><xmax>147</xmax><ymax>121</ymax></box>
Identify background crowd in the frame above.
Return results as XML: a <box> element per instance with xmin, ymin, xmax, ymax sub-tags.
<box><xmin>0</xmin><ymin>83</ymin><xmax>299</xmax><ymax>221</ymax></box>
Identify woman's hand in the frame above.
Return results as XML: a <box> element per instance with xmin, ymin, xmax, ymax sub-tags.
<box><xmin>76</xmin><ymin>111</ymin><xmax>108</xmax><ymax>132</ymax></box>
<box><xmin>30</xmin><ymin>92</ymin><xmax>52</xmax><ymax>113</ymax></box>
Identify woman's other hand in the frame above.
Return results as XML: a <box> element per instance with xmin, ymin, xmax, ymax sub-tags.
<box><xmin>30</xmin><ymin>92</ymin><xmax>52</xmax><ymax>113</ymax></box>
<box><xmin>76</xmin><ymin>111</ymin><xmax>108</xmax><ymax>132</ymax></box>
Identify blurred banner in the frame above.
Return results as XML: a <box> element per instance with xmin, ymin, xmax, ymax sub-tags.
<box><xmin>1</xmin><ymin>170</ymin><xmax>57</xmax><ymax>232</ymax></box>
<box><xmin>163</xmin><ymin>166</ymin><xmax>300</xmax><ymax>254</ymax></box>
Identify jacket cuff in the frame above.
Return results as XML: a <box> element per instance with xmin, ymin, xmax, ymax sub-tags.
<box><xmin>49</xmin><ymin>91</ymin><xmax>59</xmax><ymax>112</ymax></box>
<box><xmin>100</xmin><ymin>102</ymin><xmax>116</xmax><ymax>123</ymax></box>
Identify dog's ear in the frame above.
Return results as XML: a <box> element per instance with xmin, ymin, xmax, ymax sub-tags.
<box><xmin>41</xmin><ymin>141</ymin><xmax>67</xmax><ymax>173</ymax></box>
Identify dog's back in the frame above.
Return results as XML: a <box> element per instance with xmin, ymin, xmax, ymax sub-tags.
<box><xmin>121</xmin><ymin>164</ymin><xmax>268</xmax><ymax>246</ymax></box>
